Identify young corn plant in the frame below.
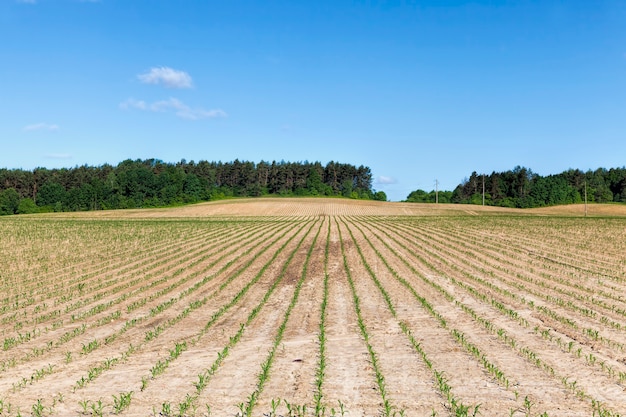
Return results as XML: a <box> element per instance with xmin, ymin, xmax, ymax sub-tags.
<box><xmin>81</xmin><ymin>339</ymin><xmax>100</xmax><ymax>355</ymax></box>
<box><xmin>112</xmin><ymin>391</ymin><xmax>133</xmax><ymax>414</ymax></box>
<box><xmin>31</xmin><ymin>399</ymin><xmax>44</xmax><ymax>417</ymax></box>
<box><xmin>91</xmin><ymin>399</ymin><xmax>104</xmax><ymax>417</ymax></box>
<box><xmin>78</xmin><ymin>399</ymin><xmax>90</xmax><ymax>415</ymax></box>
<box><xmin>160</xmin><ymin>401</ymin><xmax>172</xmax><ymax>417</ymax></box>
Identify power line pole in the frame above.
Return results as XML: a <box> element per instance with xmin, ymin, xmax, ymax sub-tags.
<box><xmin>435</xmin><ymin>179</ymin><xmax>439</xmax><ymax>204</ymax></box>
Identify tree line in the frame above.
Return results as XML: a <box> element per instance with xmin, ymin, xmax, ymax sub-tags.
<box><xmin>0</xmin><ymin>159</ymin><xmax>385</xmax><ymax>215</ymax></box>
<box><xmin>406</xmin><ymin>166</ymin><xmax>626</xmax><ymax>208</ymax></box>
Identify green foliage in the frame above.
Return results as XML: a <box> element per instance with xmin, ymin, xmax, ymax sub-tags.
<box><xmin>0</xmin><ymin>159</ymin><xmax>377</xmax><ymax>215</ymax></box>
<box><xmin>17</xmin><ymin>198</ymin><xmax>38</xmax><ymax>214</ymax></box>
<box><xmin>408</xmin><ymin>165</ymin><xmax>626</xmax><ymax>208</ymax></box>
<box><xmin>37</xmin><ymin>181</ymin><xmax>66</xmax><ymax>206</ymax></box>
<box><xmin>373</xmin><ymin>190</ymin><xmax>387</xmax><ymax>201</ymax></box>
<box><xmin>112</xmin><ymin>391</ymin><xmax>133</xmax><ymax>414</ymax></box>
<box><xmin>0</xmin><ymin>188</ymin><xmax>19</xmax><ymax>215</ymax></box>
<box><xmin>405</xmin><ymin>189</ymin><xmax>452</xmax><ymax>203</ymax></box>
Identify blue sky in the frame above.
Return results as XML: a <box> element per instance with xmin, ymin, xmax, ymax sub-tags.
<box><xmin>2</xmin><ymin>0</ymin><xmax>625</xmax><ymax>201</ymax></box>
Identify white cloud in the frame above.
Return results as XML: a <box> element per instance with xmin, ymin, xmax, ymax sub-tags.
<box><xmin>23</xmin><ymin>123</ymin><xmax>60</xmax><ymax>131</ymax></box>
<box><xmin>376</xmin><ymin>176</ymin><xmax>397</xmax><ymax>185</ymax></box>
<box><xmin>17</xmin><ymin>0</ymin><xmax>37</xmax><ymax>4</ymax></box>
<box><xmin>120</xmin><ymin>97</ymin><xmax>227</xmax><ymax>120</ymax></box>
<box><xmin>119</xmin><ymin>98</ymin><xmax>147</xmax><ymax>111</ymax></box>
<box><xmin>137</xmin><ymin>67</ymin><xmax>193</xmax><ymax>89</ymax></box>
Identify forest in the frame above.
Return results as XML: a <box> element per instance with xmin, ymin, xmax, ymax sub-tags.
<box><xmin>406</xmin><ymin>166</ymin><xmax>626</xmax><ymax>208</ymax></box>
<box><xmin>0</xmin><ymin>159</ymin><xmax>384</xmax><ymax>215</ymax></box>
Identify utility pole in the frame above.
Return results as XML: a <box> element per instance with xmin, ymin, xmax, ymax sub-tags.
<box><xmin>435</xmin><ymin>179</ymin><xmax>439</xmax><ymax>204</ymax></box>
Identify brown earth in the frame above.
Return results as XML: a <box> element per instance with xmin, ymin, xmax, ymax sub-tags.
<box><xmin>1</xmin><ymin>198</ymin><xmax>626</xmax><ymax>416</ymax></box>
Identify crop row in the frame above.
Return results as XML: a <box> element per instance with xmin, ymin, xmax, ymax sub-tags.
<box><xmin>2</xmin><ymin>211</ymin><xmax>626</xmax><ymax>416</ymax></box>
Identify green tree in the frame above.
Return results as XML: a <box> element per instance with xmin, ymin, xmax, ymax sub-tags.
<box><xmin>183</xmin><ymin>174</ymin><xmax>203</xmax><ymax>202</ymax></box>
<box><xmin>37</xmin><ymin>182</ymin><xmax>66</xmax><ymax>207</ymax></box>
<box><xmin>17</xmin><ymin>198</ymin><xmax>38</xmax><ymax>214</ymax></box>
<box><xmin>306</xmin><ymin>165</ymin><xmax>325</xmax><ymax>195</ymax></box>
<box><xmin>406</xmin><ymin>189</ymin><xmax>429</xmax><ymax>202</ymax></box>
<box><xmin>373</xmin><ymin>191</ymin><xmax>387</xmax><ymax>201</ymax></box>
<box><xmin>0</xmin><ymin>188</ymin><xmax>20</xmax><ymax>215</ymax></box>
<box><xmin>342</xmin><ymin>179</ymin><xmax>354</xmax><ymax>198</ymax></box>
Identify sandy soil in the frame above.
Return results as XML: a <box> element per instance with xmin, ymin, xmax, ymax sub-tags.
<box><xmin>1</xmin><ymin>198</ymin><xmax>626</xmax><ymax>416</ymax></box>
<box><xmin>35</xmin><ymin>198</ymin><xmax>626</xmax><ymax>219</ymax></box>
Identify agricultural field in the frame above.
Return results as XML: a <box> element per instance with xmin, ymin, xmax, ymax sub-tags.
<box><xmin>1</xmin><ymin>198</ymin><xmax>626</xmax><ymax>417</ymax></box>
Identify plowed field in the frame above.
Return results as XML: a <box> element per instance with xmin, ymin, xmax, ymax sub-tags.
<box><xmin>1</xmin><ymin>198</ymin><xmax>626</xmax><ymax>416</ymax></box>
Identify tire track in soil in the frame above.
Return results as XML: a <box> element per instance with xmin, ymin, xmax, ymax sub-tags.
<box><xmin>187</xmin><ymin>219</ymin><xmax>320</xmax><ymax>417</ymax></box>
<box><xmin>321</xmin><ymin>219</ymin><xmax>383</xmax><ymax>417</ymax></box>
<box><xmin>255</xmin><ymin>217</ymin><xmax>328</xmax><ymax>413</ymax></box>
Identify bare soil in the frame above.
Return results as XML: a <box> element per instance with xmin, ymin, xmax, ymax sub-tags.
<box><xmin>1</xmin><ymin>198</ymin><xmax>626</xmax><ymax>416</ymax></box>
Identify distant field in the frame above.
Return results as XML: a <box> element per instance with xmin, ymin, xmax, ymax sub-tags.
<box><xmin>36</xmin><ymin>198</ymin><xmax>626</xmax><ymax>218</ymax></box>
<box><xmin>2</xmin><ymin>198</ymin><xmax>626</xmax><ymax>416</ymax></box>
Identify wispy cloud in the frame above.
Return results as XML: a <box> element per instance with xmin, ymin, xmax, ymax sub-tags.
<box><xmin>120</xmin><ymin>97</ymin><xmax>227</xmax><ymax>120</ymax></box>
<box><xmin>150</xmin><ymin>98</ymin><xmax>227</xmax><ymax>119</ymax></box>
<box><xmin>376</xmin><ymin>176</ymin><xmax>397</xmax><ymax>185</ymax></box>
<box><xmin>16</xmin><ymin>0</ymin><xmax>37</xmax><ymax>4</ymax></box>
<box><xmin>120</xmin><ymin>98</ymin><xmax>148</xmax><ymax>111</ymax></box>
<box><xmin>137</xmin><ymin>67</ymin><xmax>193</xmax><ymax>89</ymax></box>
<box><xmin>23</xmin><ymin>123</ymin><xmax>60</xmax><ymax>131</ymax></box>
